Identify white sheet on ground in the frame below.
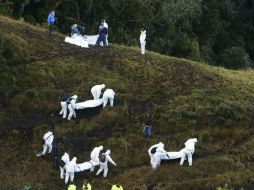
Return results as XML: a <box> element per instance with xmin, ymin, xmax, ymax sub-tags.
<box><xmin>75</xmin><ymin>99</ymin><xmax>103</xmax><ymax>110</ymax></box>
<box><xmin>84</xmin><ymin>35</ymin><xmax>99</xmax><ymax>45</ymax></box>
<box><xmin>160</xmin><ymin>151</ymin><xmax>184</xmax><ymax>160</ymax></box>
<box><xmin>65</xmin><ymin>35</ymin><xmax>89</xmax><ymax>48</ymax></box>
<box><xmin>75</xmin><ymin>160</ymin><xmax>99</xmax><ymax>172</ymax></box>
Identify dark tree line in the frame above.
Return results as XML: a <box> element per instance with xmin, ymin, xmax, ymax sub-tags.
<box><xmin>1</xmin><ymin>0</ymin><xmax>254</xmax><ymax>69</ymax></box>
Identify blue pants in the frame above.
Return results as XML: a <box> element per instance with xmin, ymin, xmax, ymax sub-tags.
<box><xmin>49</xmin><ymin>22</ymin><xmax>54</xmax><ymax>35</ymax></box>
<box><xmin>143</xmin><ymin>125</ymin><xmax>152</xmax><ymax>138</ymax></box>
<box><xmin>96</xmin><ymin>34</ymin><xmax>107</xmax><ymax>47</ymax></box>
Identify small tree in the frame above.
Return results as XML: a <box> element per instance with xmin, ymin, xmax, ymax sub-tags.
<box><xmin>220</xmin><ymin>46</ymin><xmax>252</xmax><ymax>69</ymax></box>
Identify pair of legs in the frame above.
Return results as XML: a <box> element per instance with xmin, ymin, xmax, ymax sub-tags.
<box><xmin>180</xmin><ymin>149</ymin><xmax>192</xmax><ymax>166</ymax></box>
<box><xmin>96</xmin><ymin>164</ymin><xmax>108</xmax><ymax>177</ymax></box>
<box><xmin>143</xmin><ymin>126</ymin><xmax>152</xmax><ymax>138</ymax></box>
<box><xmin>59</xmin><ymin>102</ymin><xmax>67</xmax><ymax>118</ymax></box>
<box><xmin>68</xmin><ymin>104</ymin><xmax>76</xmax><ymax>120</ymax></box>
<box><xmin>140</xmin><ymin>41</ymin><xmax>146</xmax><ymax>54</ymax></box>
<box><xmin>96</xmin><ymin>34</ymin><xmax>107</xmax><ymax>47</ymax></box>
<box><xmin>65</xmin><ymin>171</ymin><xmax>74</xmax><ymax>184</ymax></box>
<box><xmin>49</xmin><ymin>22</ymin><xmax>54</xmax><ymax>36</ymax></box>
<box><xmin>42</xmin><ymin>143</ymin><xmax>52</xmax><ymax>155</ymax></box>
<box><xmin>103</xmin><ymin>97</ymin><xmax>114</xmax><ymax>108</ymax></box>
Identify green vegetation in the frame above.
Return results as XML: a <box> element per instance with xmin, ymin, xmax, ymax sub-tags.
<box><xmin>1</xmin><ymin>0</ymin><xmax>254</xmax><ymax>68</ymax></box>
<box><xmin>0</xmin><ymin>16</ymin><xmax>254</xmax><ymax>190</ymax></box>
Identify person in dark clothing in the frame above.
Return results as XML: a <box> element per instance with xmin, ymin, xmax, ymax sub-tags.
<box><xmin>143</xmin><ymin>112</ymin><xmax>152</xmax><ymax>138</ymax></box>
<box><xmin>95</xmin><ymin>22</ymin><xmax>108</xmax><ymax>47</ymax></box>
<box><xmin>53</xmin><ymin>142</ymin><xmax>61</xmax><ymax>169</ymax></box>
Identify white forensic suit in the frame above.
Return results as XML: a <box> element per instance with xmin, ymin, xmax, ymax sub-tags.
<box><xmin>151</xmin><ymin>147</ymin><xmax>167</xmax><ymax>169</ymax></box>
<box><xmin>59</xmin><ymin>97</ymin><xmax>69</xmax><ymax>119</ymax></box>
<box><xmin>102</xmin><ymin>89</ymin><xmax>115</xmax><ymax>108</ymax></box>
<box><xmin>91</xmin><ymin>84</ymin><xmax>106</xmax><ymax>100</ymax></box>
<box><xmin>65</xmin><ymin>157</ymin><xmax>77</xmax><ymax>184</ymax></box>
<box><xmin>42</xmin><ymin>131</ymin><xmax>54</xmax><ymax>155</ymax></box>
<box><xmin>140</xmin><ymin>30</ymin><xmax>146</xmax><ymax>54</ymax></box>
<box><xmin>67</xmin><ymin>95</ymin><xmax>78</xmax><ymax>120</ymax></box>
<box><xmin>90</xmin><ymin>145</ymin><xmax>103</xmax><ymax>172</ymax></box>
<box><xmin>180</xmin><ymin>138</ymin><xmax>197</xmax><ymax>166</ymax></box>
<box><xmin>148</xmin><ymin>142</ymin><xmax>164</xmax><ymax>166</ymax></box>
<box><xmin>96</xmin><ymin>150</ymin><xmax>116</xmax><ymax>177</ymax></box>
<box><xmin>60</xmin><ymin>152</ymin><xmax>70</xmax><ymax>179</ymax></box>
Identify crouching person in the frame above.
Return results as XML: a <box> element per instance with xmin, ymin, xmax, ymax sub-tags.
<box><xmin>96</xmin><ymin>150</ymin><xmax>116</xmax><ymax>178</ymax></box>
<box><xmin>71</xmin><ymin>24</ymin><xmax>80</xmax><ymax>36</ymax></box>
<box><xmin>102</xmin><ymin>89</ymin><xmax>115</xmax><ymax>108</ymax></box>
<box><xmin>91</xmin><ymin>84</ymin><xmax>105</xmax><ymax>99</ymax></box>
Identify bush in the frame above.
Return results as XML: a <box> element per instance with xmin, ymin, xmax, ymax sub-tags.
<box><xmin>219</xmin><ymin>46</ymin><xmax>252</xmax><ymax>69</ymax></box>
<box><xmin>24</xmin><ymin>15</ymin><xmax>35</xmax><ymax>24</ymax></box>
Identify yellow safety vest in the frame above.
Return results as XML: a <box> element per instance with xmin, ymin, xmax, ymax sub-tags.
<box><xmin>111</xmin><ymin>184</ymin><xmax>123</xmax><ymax>190</ymax></box>
<box><xmin>82</xmin><ymin>183</ymin><xmax>92</xmax><ymax>190</ymax></box>
<box><xmin>68</xmin><ymin>184</ymin><xmax>76</xmax><ymax>190</ymax></box>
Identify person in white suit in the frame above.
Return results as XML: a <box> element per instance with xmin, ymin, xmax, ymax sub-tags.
<box><xmin>148</xmin><ymin>142</ymin><xmax>165</xmax><ymax>166</ymax></box>
<box><xmin>59</xmin><ymin>96</ymin><xmax>70</xmax><ymax>119</ymax></box>
<box><xmin>91</xmin><ymin>84</ymin><xmax>106</xmax><ymax>100</ymax></box>
<box><xmin>60</xmin><ymin>152</ymin><xmax>70</xmax><ymax>179</ymax></box>
<box><xmin>90</xmin><ymin>145</ymin><xmax>104</xmax><ymax>172</ymax></box>
<box><xmin>140</xmin><ymin>29</ymin><xmax>146</xmax><ymax>54</ymax></box>
<box><xmin>180</xmin><ymin>138</ymin><xmax>197</xmax><ymax>166</ymax></box>
<box><xmin>42</xmin><ymin>131</ymin><xmax>54</xmax><ymax>155</ymax></box>
<box><xmin>102</xmin><ymin>89</ymin><xmax>115</xmax><ymax>108</ymax></box>
<box><xmin>65</xmin><ymin>157</ymin><xmax>77</xmax><ymax>184</ymax></box>
<box><xmin>67</xmin><ymin>95</ymin><xmax>78</xmax><ymax>120</ymax></box>
<box><xmin>96</xmin><ymin>150</ymin><xmax>116</xmax><ymax>177</ymax></box>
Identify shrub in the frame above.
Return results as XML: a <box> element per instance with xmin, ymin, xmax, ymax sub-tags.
<box><xmin>219</xmin><ymin>46</ymin><xmax>252</xmax><ymax>69</ymax></box>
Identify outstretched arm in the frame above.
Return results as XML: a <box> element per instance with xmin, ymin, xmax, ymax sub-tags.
<box><xmin>108</xmin><ymin>156</ymin><xmax>116</xmax><ymax>166</ymax></box>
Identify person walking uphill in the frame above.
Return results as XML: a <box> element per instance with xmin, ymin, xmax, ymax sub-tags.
<box><xmin>47</xmin><ymin>11</ymin><xmax>56</xmax><ymax>36</ymax></box>
<box><xmin>143</xmin><ymin>112</ymin><xmax>152</xmax><ymax>138</ymax></box>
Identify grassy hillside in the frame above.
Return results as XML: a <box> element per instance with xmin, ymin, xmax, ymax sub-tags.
<box><xmin>1</xmin><ymin>16</ymin><xmax>254</xmax><ymax>190</ymax></box>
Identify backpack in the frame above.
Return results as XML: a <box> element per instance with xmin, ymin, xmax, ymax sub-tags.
<box><xmin>61</xmin><ymin>96</ymin><xmax>70</xmax><ymax>102</ymax></box>
<box><xmin>41</xmin><ymin>139</ymin><xmax>45</xmax><ymax>145</ymax></box>
<box><xmin>99</xmin><ymin>153</ymin><xmax>106</xmax><ymax>163</ymax></box>
<box><xmin>59</xmin><ymin>159</ymin><xmax>66</xmax><ymax>168</ymax></box>
<box><xmin>150</xmin><ymin>147</ymin><xmax>157</xmax><ymax>154</ymax></box>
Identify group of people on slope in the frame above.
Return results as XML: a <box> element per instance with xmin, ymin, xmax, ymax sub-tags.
<box><xmin>59</xmin><ymin>84</ymin><xmax>115</xmax><ymax>120</ymax></box>
<box><xmin>148</xmin><ymin>138</ymin><xmax>198</xmax><ymax>169</ymax></box>
<box><xmin>48</xmin><ymin>10</ymin><xmax>146</xmax><ymax>54</ymax></box>
<box><xmin>38</xmin><ymin>131</ymin><xmax>120</xmax><ymax>190</ymax></box>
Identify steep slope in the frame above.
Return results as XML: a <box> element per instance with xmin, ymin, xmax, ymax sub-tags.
<box><xmin>0</xmin><ymin>16</ymin><xmax>254</xmax><ymax>190</ymax></box>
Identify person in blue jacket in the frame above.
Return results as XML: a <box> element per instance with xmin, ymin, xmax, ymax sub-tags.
<box><xmin>47</xmin><ymin>11</ymin><xmax>55</xmax><ymax>36</ymax></box>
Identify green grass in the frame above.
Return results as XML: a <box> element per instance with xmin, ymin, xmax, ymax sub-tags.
<box><xmin>0</xmin><ymin>16</ymin><xmax>254</xmax><ymax>190</ymax></box>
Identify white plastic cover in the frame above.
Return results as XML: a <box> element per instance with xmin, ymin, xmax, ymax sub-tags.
<box><xmin>75</xmin><ymin>99</ymin><xmax>103</xmax><ymax>110</ymax></box>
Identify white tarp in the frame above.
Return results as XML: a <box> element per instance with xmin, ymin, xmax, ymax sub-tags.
<box><xmin>160</xmin><ymin>151</ymin><xmax>184</xmax><ymax>160</ymax></box>
<box><xmin>84</xmin><ymin>35</ymin><xmax>99</xmax><ymax>45</ymax></box>
<box><xmin>65</xmin><ymin>35</ymin><xmax>89</xmax><ymax>48</ymax></box>
<box><xmin>64</xmin><ymin>34</ymin><xmax>99</xmax><ymax>48</ymax></box>
<box><xmin>75</xmin><ymin>99</ymin><xmax>103</xmax><ymax>110</ymax></box>
<box><xmin>75</xmin><ymin>160</ymin><xmax>99</xmax><ymax>172</ymax></box>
